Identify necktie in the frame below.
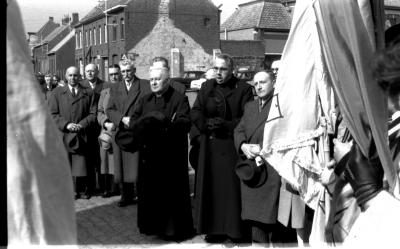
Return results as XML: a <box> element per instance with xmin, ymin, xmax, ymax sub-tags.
<box><xmin>126</xmin><ymin>82</ymin><xmax>131</xmax><ymax>91</ymax></box>
<box><xmin>72</xmin><ymin>88</ymin><xmax>76</xmax><ymax>97</ymax></box>
<box><xmin>259</xmin><ymin>99</ymin><xmax>265</xmax><ymax>112</ymax></box>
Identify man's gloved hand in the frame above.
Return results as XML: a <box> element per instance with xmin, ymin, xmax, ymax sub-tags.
<box><xmin>206</xmin><ymin>117</ymin><xmax>225</xmax><ymax>131</ymax></box>
<box><xmin>344</xmin><ymin>144</ymin><xmax>384</xmax><ymax>209</ymax></box>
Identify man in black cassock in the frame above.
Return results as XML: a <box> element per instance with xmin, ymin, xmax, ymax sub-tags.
<box><xmin>129</xmin><ymin>63</ymin><xmax>194</xmax><ymax>241</ymax></box>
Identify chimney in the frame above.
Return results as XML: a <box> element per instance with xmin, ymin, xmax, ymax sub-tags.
<box><xmin>49</xmin><ymin>17</ymin><xmax>54</xmax><ymax>22</ymax></box>
<box><xmin>71</xmin><ymin>13</ymin><xmax>79</xmax><ymax>26</ymax></box>
<box><xmin>61</xmin><ymin>15</ymin><xmax>69</xmax><ymax>25</ymax></box>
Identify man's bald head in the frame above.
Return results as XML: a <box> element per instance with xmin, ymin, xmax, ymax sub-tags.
<box><xmin>65</xmin><ymin>66</ymin><xmax>80</xmax><ymax>87</ymax></box>
<box><xmin>253</xmin><ymin>71</ymin><xmax>270</xmax><ymax>82</ymax></box>
<box><xmin>85</xmin><ymin>63</ymin><xmax>99</xmax><ymax>82</ymax></box>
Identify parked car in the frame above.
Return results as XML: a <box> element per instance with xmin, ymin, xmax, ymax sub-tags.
<box><xmin>171</xmin><ymin>70</ymin><xmax>205</xmax><ymax>89</ymax></box>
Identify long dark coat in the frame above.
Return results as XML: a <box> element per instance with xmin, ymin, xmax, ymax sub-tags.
<box><xmin>81</xmin><ymin>79</ymin><xmax>109</xmax><ymax>167</ymax></box>
<box><xmin>233</xmin><ymin>97</ymin><xmax>281</xmax><ymax>224</ymax></box>
<box><xmin>131</xmin><ymin>86</ymin><xmax>194</xmax><ymax>238</ymax></box>
<box><xmin>48</xmin><ymin>84</ymin><xmax>97</xmax><ymax>176</ymax></box>
<box><xmin>106</xmin><ymin>77</ymin><xmax>151</xmax><ymax>183</ymax></box>
<box><xmin>190</xmin><ymin>76</ymin><xmax>254</xmax><ymax>238</ymax></box>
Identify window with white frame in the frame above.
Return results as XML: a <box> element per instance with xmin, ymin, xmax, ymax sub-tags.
<box><xmin>79</xmin><ymin>31</ymin><xmax>82</xmax><ymax>48</ymax></box>
<box><xmin>104</xmin><ymin>24</ymin><xmax>107</xmax><ymax>43</ymax></box>
<box><xmin>94</xmin><ymin>28</ymin><xmax>97</xmax><ymax>45</ymax></box>
<box><xmin>89</xmin><ymin>29</ymin><xmax>92</xmax><ymax>46</ymax></box>
<box><xmin>99</xmin><ymin>26</ymin><xmax>102</xmax><ymax>44</ymax></box>
<box><xmin>120</xmin><ymin>18</ymin><xmax>125</xmax><ymax>40</ymax></box>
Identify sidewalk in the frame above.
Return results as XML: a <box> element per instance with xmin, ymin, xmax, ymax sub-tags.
<box><xmin>75</xmin><ymin>171</ymin><xmax>206</xmax><ymax>247</ymax></box>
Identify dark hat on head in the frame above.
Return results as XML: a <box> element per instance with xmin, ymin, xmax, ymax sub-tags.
<box><xmin>98</xmin><ymin>130</ymin><xmax>113</xmax><ymax>151</ymax></box>
<box><xmin>63</xmin><ymin>132</ymin><xmax>87</xmax><ymax>154</ymax></box>
<box><xmin>235</xmin><ymin>158</ymin><xmax>268</xmax><ymax>188</ymax></box>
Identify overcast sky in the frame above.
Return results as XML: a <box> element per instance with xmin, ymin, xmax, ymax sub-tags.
<box><xmin>15</xmin><ymin>0</ymin><xmax>249</xmax><ymax>33</ymax></box>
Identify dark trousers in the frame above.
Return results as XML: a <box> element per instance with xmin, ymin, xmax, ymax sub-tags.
<box><xmin>248</xmin><ymin>220</ymin><xmax>297</xmax><ymax>245</ymax></box>
<box><xmin>73</xmin><ymin>176</ymin><xmax>88</xmax><ymax>194</ymax></box>
<box><xmin>86</xmin><ymin>140</ymin><xmax>101</xmax><ymax>194</ymax></box>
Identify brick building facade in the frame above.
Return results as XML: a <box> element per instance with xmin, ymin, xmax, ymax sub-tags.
<box><xmin>32</xmin><ymin>14</ymin><xmax>79</xmax><ymax>76</ymax></box>
<box><xmin>74</xmin><ymin>0</ymin><xmax>220</xmax><ymax>80</ymax></box>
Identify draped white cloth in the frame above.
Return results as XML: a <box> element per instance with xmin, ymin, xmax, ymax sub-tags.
<box><xmin>7</xmin><ymin>0</ymin><xmax>77</xmax><ymax>245</ymax></box>
<box><xmin>260</xmin><ymin>0</ymin><xmax>334</xmax><ymax>210</ymax></box>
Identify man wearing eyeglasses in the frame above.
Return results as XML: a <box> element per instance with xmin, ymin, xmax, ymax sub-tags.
<box><xmin>106</xmin><ymin>59</ymin><xmax>151</xmax><ymax>207</ymax></box>
<box><xmin>191</xmin><ymin>54</ymin><xmax>254</xmax><ymax>243</ymax></box>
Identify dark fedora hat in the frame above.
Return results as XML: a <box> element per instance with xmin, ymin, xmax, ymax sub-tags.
<box><xmin>98</xmin><ymin>130</ymin><xmax>113</xmax><ymax>150</ymax></box>
<box><xmin>235</xmin><ymin>158</ymin><xmax>268</xmax><ymax>188</ymax></box>
<box><xmin>63</xmin><ymin>132</ymin><xmax>87</xmax><ymax>154</ymax></box>
<box><xmin>115</xmin><ymin>128</ymin><xmax>140</xmax><ymax>152</ymax></box>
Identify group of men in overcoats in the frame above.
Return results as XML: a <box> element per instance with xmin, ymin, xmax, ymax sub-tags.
<box><xmin>46</xmin><ymin>54</ymin><xmax>312</xmax><ymax>244</ymax></box>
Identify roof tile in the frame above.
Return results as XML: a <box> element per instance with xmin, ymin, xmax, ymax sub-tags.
<box><xmin>221</xmin><ymin>0</ymin><xmax>291</xmax><ymax>31</ymax></box>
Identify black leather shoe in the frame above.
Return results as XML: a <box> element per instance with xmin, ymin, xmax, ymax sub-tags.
<box><xmin>118</xmin><ymin>199</ymin><xmax>136</xmax><ymax>207</ymax></box>
<box><xmin>117</xmin><ymin>200</ymin><xmax>128</xmax><ymax>207</ymax></box>
<box><xmin>204</xmin><ymin>234</ymin><xmax>227</xmax><ymax>243</ymax></box>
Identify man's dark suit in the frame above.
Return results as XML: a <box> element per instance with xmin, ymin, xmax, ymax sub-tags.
<box><xmin>106</xmin><ymin>76</ymin><xmax>151</xmax><ymax>205</ymax></box>
<box><xmin>81</xmin><ymin>78</ymin><xmax>109</xmax><ymax>193</ymax></box>
<box><xmin>234</xmin><ymin>95</ymin><xmax>282</xmax><ymax>243</ymax></box>
<box><xmin>48</xmin><ymin>84</ymin><xmax>97</xmax><ymax>195</ymax></box>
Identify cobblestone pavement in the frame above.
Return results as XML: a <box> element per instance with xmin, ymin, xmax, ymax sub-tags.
<box><xmin>75</xmin><ymin>170</ymin><xmax>249</xmax><ymax>248</ymax></box>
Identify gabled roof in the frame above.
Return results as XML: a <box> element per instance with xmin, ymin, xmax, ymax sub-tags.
<box><xmin>76</xmin><ymin>0</ymin><xmax>131</xmax><ymax>26</ymax></box>
<box><xmin>47</xmin><ymin>30</ymin><xmax>75</xmax><ymax>54</ymax></box>
<box><xmin>36</xmin><ymin>19</ymin><xmax>60</xmax><ymax>39</ymax></box>
<box><xmin>42</xmin><ymin>25</ymin><xmax>70</xmax><ymax>43</ymax></box>
<box><xmin>221</xmin><ymin>0</ymin><xmax>291</xmax><ymax>31</ymax></box>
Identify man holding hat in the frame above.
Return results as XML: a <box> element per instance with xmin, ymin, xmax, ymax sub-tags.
<box><xmin>234</xmin><ymin>71</ymin><xmax>293</xmax><ymax>244</ymax></box>
<box><xmin>97</xmin><ymin>64</ymin><xmax>122</xmax><ymax>198</ymax></box>
<box><xmin>81</xmin><ymin>63</ymin><xmax>109</xmax><ymax>196</ymax></box>
<box><xmin>106</xmin><ymin>58</ymin><xmax>151</xmax><ymax>207</ymax></box>
<box><xmin>48</xmin><ymin>66</ymin><xmax>97</xmax><ymax>199</ymax></box>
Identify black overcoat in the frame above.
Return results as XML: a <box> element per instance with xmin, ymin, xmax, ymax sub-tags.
<box><xmin>234</xmin><ymin>97</ymin><xmax>281</xmax><ymax>224</ymax></box>
<box><xmin>131</xmin><ymin>86</ymin><xmax>194</xmax><ymax>238</ymax></box>
<box><xmin>48</xmin><ymin>84</ymin><xmax>97</xmax><ymax>176</ymax></box>
<box><xmin>81</xmin><ymin>78</ymin><xmax>110</xmax><ymax>181</ymax></box>
<box><xmin>106</xmin><ymin>77</ymin><xmax>151</xmax><ymax>183</ymax></box>
<box><xmin>190</xmin><ymin>76</ymin><xmax>254</xmax><ymax>238</ymax></box>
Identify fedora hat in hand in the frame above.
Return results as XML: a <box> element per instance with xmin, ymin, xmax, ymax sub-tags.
<box><xmin>115</xmin><ymin>128</ymin><xmax>140</xmax><ymax>152</ymax></box>
<box><xmin>235</xmin><ymin>157</ymin><xmax>268</xmax><ymax>188</ymax></box>
<box><xmin>98</xmin><ymin>130</ymin><xmax>113</xmax><ymax>151</ymax></box>
<box><xmin>63</xmin><ymin>132</ymin><xmax>87</xmax><ymax>154</ymax></box>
